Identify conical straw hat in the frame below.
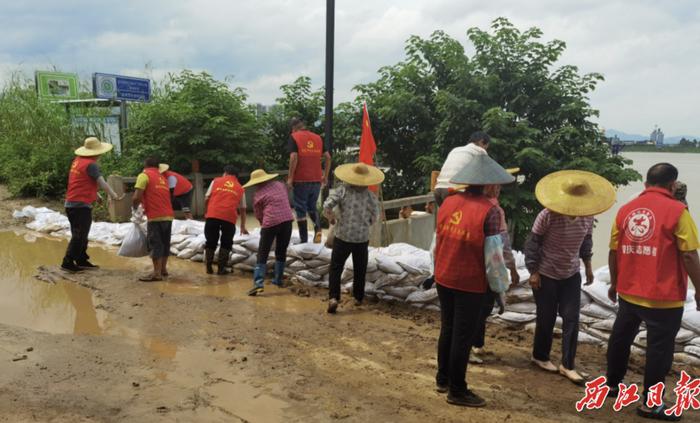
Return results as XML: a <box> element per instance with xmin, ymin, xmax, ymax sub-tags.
<box><xmin>535</xmin><ymin>170</ymin><xmax>616</xmax><ymax>216</ymax></box>
<box><xmin>449</xmin><ymin>154</ymin><xmax>515</xmax><ymax>186</ymax></box>
<box><xmin>451</xmin><ymin>167</ymin><xmax>519</xmax><ymax>192</ymax></box>
<box><xmin>243</xmin><ymin>169</ymin><xmax>279</xmax><ymax>188</ymax></box>
<box><xmin>74</xmin><ymin>137</ymin><xmax>113</xmax><ymax>157</ymax></box>
<box><xmin>334</xmin><ymin>163</ymin><xmax>385</xmax><ymax>186</ymax></box>
<box><xmin>158</xmin><ymin>163</ymin><xmax>170</xmax><ymax>173</ymax></box>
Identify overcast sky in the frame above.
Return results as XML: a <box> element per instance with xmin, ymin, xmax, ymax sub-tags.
<box><xmin>1</xmin><ymin>0</ymin><xmax>698</xmax><ymax>135</ymax></box>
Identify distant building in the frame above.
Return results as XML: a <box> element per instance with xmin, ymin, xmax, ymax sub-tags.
<box><xmin>253</xmin><ymin>103</ymin><xmax>272</xmax><ymax>117</ymax></box>
<box><xmin>650</xmin><ymin>127</ymin><xmax>665</xmax><ymax>148</ymax></box>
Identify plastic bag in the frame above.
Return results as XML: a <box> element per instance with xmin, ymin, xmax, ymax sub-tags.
<box><xmin>485</xmin><ymin>235</ymin><xmax>509</xmax><ymax>293</ymax></box>
<box><xmin>118</xmin><ymin>223</ymin><xmax>148</xmax><ymax>257</ymax></box>
<box><xmin>325</xmin><ymin>221</ymin><xmax>336</xmax><ymax>249</ymax></box>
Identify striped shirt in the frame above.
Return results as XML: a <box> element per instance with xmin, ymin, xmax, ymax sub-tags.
<box><xmin>253</xmin><ymin>180</ymin><xmax>294</xmax><ymax>228</ymax></box>
<box><xmin>525</xmin><ymin>209</ymin><xmax>593</xmax><ymax>280</ymax></box>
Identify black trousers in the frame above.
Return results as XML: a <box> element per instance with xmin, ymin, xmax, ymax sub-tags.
<box><xmin>64</xmin><ymin>207</ymin><xmax>92</xmax><ymax>264</ymax></box>
<box><xmin>474</xmin><ymin>290</ymin><xmax>497</xmax><ymax>349</ymax></box>
<box><xmin>532</xmin><ymin>272</ymin><xmax>581</xmax><ymax>369</ymax></box>
<box><xmin>606</xmin><ymin>298</ymin><xmax>683</xmax><ymax>398</ymax></box>
<box><xmin>328</xmin><ymin>238</ymin><xmax>368</xmax><ymax>301</ymax></box>
<box><xmin>257</xmin><ymin>220</ymin><xmax>293</xmax><ymax>265</ymax></box>
<box><xmin>436</xmin><ymin>284</ymin><xmax>486</xmax><ymax>395</ymax></box>
<box><xmin>204</xmin><ymin>218</ymin><xmax>236</xmax><ymax>250</ymax></box>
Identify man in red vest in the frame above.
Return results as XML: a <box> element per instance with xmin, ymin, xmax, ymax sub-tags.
<box><xmin>204</xmin><ymin>165</ymin><xmax>247</xmax><ymax>275</ymax></box>
<box><xmin>434</xmin><ymin>154</ymin><xmax>514</xmax><ymax>408</ymax></box>
<box><xmin>132</xmin><ymin>157</ymin><xmax>175</xmax><ymax>282</ymax></box>
<box><xmin>287</xmin><ymin>118</ymin><xmax>331</xmax><ymax>244</ymax></box>
<box><xmin>62</xmin><ymin>137</ymin><xmax>123</xmax><ymax>272</ymax></box>
<box><xmin>606</xmin><ymin>163</ymin><xmax>700</xmax><ymax>420</ymax></box>
<box><xmin>160</xmin><ymin>165</ymin><xmax>194</xmax><ymax>219</ymax></box>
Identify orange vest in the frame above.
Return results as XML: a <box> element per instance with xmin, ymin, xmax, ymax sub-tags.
<box><xmin>205</xmin><ymin>175</ymin><xmax>245</xmax><ymax>224</ymax></box>
<box><xmin>65</xmin><ymin>156</ymin><xmax>98</xmax><ymax>204</ymax></box>
<box><xmin>142</xmin><ymin>167</ymin><xmax>174</xmax><ymax>220</ymax></box>
<box><xmin>291</xmin><ymin>130</ymin><xmax>324</xmax><ymax>182</ymax></box>
<box><xmin>164</xmin><ymin>170</ymin><xmax>193</xmax><ymax>196</ymax></box>
<box><xmin>615</xmin><ymin>187</ymin><xmax>688</xmax><ymax>302</ymax></box>
<box><xmin>435</xmin><ymin>192</ymin><xmax>492</xmax><ymax>293</ymax></box>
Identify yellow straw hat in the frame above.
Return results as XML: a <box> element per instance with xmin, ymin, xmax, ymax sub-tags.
<box><xmin>334</xmin><ymin>163</ymin><xmax>385</xmax><ymax>186</ymax></box>
<box><xmin>243</xmin><ymin>169</ymin><xmax>279</xmax><ymax>188</ymax></box>
<box><xmin>535</xmin><ymin>170</ymin><xmax>616</xmax><ymax>217</ymax></box>
<box><xmin>74</xmin><ymin>137</ymin><xmax>113</xmax><ymax>157</ymax></box>
<box><xmin>158</xmin><ymin>163</ymin><xmax>170</xmax><ymax>173</ymax></box>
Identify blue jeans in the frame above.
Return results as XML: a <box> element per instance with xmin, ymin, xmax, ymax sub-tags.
<box><xmin>292</xmin><ymin>182</ymin><xmax>321</xmax><ymax>229</ymax></box>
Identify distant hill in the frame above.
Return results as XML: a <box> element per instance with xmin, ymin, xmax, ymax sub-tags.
<box><xmin>606</xmin><ymin>129</ymin><xmax>700</xmax><ymax>144</ymax></box>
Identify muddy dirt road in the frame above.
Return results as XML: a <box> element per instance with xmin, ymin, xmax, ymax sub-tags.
<box><xmin>1</xmin><ymin>191</ymin><xmax>698</xmax><ymax>422</ymax></box>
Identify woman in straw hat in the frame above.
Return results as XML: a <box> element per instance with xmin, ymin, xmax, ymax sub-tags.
<box><xmin>62</xmin><ymin>137</ymin><xmax>123</xmax><ymax>272</ymax></box>
<box><xmin>244</xmin><ymin>169</ymin><xmax>295</xmax><ymax>296</ymax></box>
<box><xmin>433</xmin><ymin>154</ymin><xmax>514</xmax><ymax>408</ymax></box>
<box><xmin>524</xmin><ymin>170</ymin><xmax>615</xmax><ymax>384</ymax></box>
<box><xmin>323</xmin><ymin>163</ymin><xmax>383</xmax><ymax>314</ymax></box>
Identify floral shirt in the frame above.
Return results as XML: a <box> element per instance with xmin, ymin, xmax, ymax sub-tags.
<box><xmin>323</xmin><ymin>184</ymin><xmax>380</xmax><ymax>243</ymax></box>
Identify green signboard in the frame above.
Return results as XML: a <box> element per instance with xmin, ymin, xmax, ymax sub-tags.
<box><xmin>36</xmin><ymin>71</ymin><xmax>80</xmax><ymax>100</ymax></box>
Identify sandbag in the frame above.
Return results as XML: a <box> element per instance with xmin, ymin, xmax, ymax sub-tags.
<box><xmin>581</xmin><ymin>303</ymin><xmax>616</xmax><ymax>319</ymax></box>
<box><xmin>289</xmin><ymin>243</ymin><xmax>325</xmax><ymax>259</ymax></box>
<box><xmin>297</xmin><ymin>270</ymin><xmax>321</xmax><ymax>281</ymax></box>
<box><xmin>684</xmin><ymin>345</ymin><xmax>700</xmax><ymax>358</ymax></box>
<box><xmin>676</xmin><ymin>328</ymin><xmax>697</xmax><ymax>344</ymax></box>
<box><xmin>177</xmin><ymin>248</ymin><xmax>197</xmax><ymax>259</ymax></box>
<box><xmin>674</xmin><ymin>352</ymin><xmax>700</xmax><ymax>366</ymax></box>
<box><xmin>681</xmin><ymin>309</ymin><xmax>700</xmax><ymax>334</ymax></box>
<box><xmin>496</xmin><ymin>312</ymin><xmax>536</xmax><ymax>324</ymax></box>
<box><xmin>316</xmin><ymin>248</ymin><xmax>333</xmax><ymax>263</ymax></box>
<box><xmin>377</xmin><ymin>293</ymin><xmax>404</xmax><ymax>303</ymax></box>
<box><xmin>242</xmin><ymin>237</ymin><xmax>261</xmax><ymax>252</ymax></box>
<box><xmin>380</xmin><ymin>285</ymin><xmax>418</xmax><ymax>299</ymax></box>
<box><xmin>594</xmin><ymin>266</ymin><xmax>611</xmax><ymax>284</ymax></box>
<box><xmin>374</xmin><ymin>272</ymin><xmax>409</xmax><ymax>289</ymax></box>
<box><xmin>591</xmin><ymin>318</ymin><xmax>616</xmax><ymax>332</ymax></box>
<box><xmin>305</xmin><ymin>259</ymin><xmax>327</xmax><ymax>268</ymax></box>
<box><xmin>425</xmin><ymin>304</ymin><xmax>441</xmax><ymax>312</ymax></box>
<box><xmin>582</xmin><ymin>280</ymin><xmax>618</xmax><ymax>310</ymax></box>
<box><xmin>505</xmin><ymin>302</ymin><xmax>537</xmax><ymax>314</ymax></box>
<box><xmin>376</xmin><ymin>256</ymin><xmax>403</xmax><ymax>274</ymax></box>
<box><xmin>366</xmin><ymin>270</ymin><xmax>384</xmax><ymax>282</ymax></box>
<box><xmin>117</xmin><ymin>223</ymin><xmax>149</xmax><ymax>257</ymax></box>
<box><xmin>578</xmin><ymin>331</ymin><xmax>603</xmax><ymax>345</ymax></box>
<box><xmin>311</xmin><ymin>264</ymin><xmax>330</xmax><ymax>276</ymax></box>
<box><xmin>243</xmin><ymin>254</ymin><xmax>258</xmax><ymax>266</ymax></box>
<box><xmin>190</xmin><ymin>254</ymin><xmax>203</xmax><ymax>262</ymax></box>
<box><xmin>506</xmin><ymin>286</ymin><xmax>533</xmax><ymax>303</ymax></box>
<box><xmin>288</xmin><ymin>260</ymin><xmax>308</xmax><ymax>271</ymax></box>
<box><xmin>406</xmin><ymin>288</ymin><xmax>438</xmax><ymax>304</ymax></box>
<box><xmin>580</xmin><ymin>290</ymin><xmax>593</xmax><ymax>307</ymax></box>
<box><xmin>341</xmin><ymin>268</ymin><xmax>354</xmax><ymax>283</ymax></box>
<box><xmin>232</xmin><ymin>244</ymin><xmax>249</xmax><ymax>255</ymax></box>
<box><xmin>230</xmin><ymin>253</ymin><xmax>248</xmax><ymax>265</ymax></box>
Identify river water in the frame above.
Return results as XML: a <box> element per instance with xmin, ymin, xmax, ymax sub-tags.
<box><xmin>591</xmin><ymin>152</ymin><xmax>700</xmax><ymax>268</ymax></box>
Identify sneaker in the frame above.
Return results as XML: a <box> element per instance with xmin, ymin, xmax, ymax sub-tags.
<box><xmin>327</xmin><ymin>299</ymin><xmax>339</xmax><ymax>314</ymax></box>
<box><xmin>473</xmin><ymin>347</ymin><xmax>487</xmax><ymax>355</ymax></box>
<box><xmin>531</xmin><ymin>357</ymin><xmax>558</xmax><ymax>372</ymax></box>
<box><xmin>637</xmin><ymin>404</ymin><xmax>681</xmax><ymax>421</ymax></box>
<box><xmin>313</xmin><ymin>231</ymin><xmax>323</xmax><ymax>244</ymax></box>
<box><xmin>354</xmin><ymin>298</ymin><xmax>363</xmax><ymax>307</ymax></box>
<box><xmin>558</xmin><ymin>365</ymin><xmax>585</xmax><ymax>385</ymax></box>
<box><xmin>436</xmin><ymin>382</ymin><xmax>448</xmax><ymax>394</ymax></box>
<box><xmin>61</xmin><ymin>262</ymin><xmax>83</xmax><ymax>273</ymax></box>
<box><xmin>469</xmin><ymin>354</ymin><xmax>484</xmax><ymax>364</ymax></box>
<box><xmin>446</xmin><ymin>390</ymin><xmax>486</xmax><ymax>408</ymax></box>
<box><xmin>607</xmin><ymin>384</ymin><xmax>620</xmax><ymax>398</ymax></box>
<box><xmin>76</xmin><ymin>260</ymin><xmax>99</xmax><ymax>270</ymax></box>
<box><xmin>247</xmin><ymin>286</ymin><xmax>264</xmax><ymax>297</ymax></box>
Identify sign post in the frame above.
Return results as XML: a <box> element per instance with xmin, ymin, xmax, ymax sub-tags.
<box><xmin>93</xmin><ymin>73</ymin><xmax>151</xmax><ymax>102</ymax></box>
<box><xmin>35</xmin><ymin>71</ymin><xmax>80</xmax><ymax>100</ymax></box>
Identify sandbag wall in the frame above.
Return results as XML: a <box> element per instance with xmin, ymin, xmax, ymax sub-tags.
<box><xmin>13</xmin><ymin>205</ymin><xmax>700</xmax><ymax>364</ymax></box>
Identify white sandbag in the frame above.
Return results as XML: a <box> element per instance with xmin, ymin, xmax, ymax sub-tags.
<box><xmin>186</xmin><ymin>235</ymin><xmax>207</xmax><ymax>253</ymax></box>
<box><xmin>170</xmin><ymin>247</ymin><xmax>179</xmax><ymax>256</ymax></box>
<box><xmin>582</xmin><ymin>280</ymin><xmax>618</xmax><ymax>310</ymax></box>
<box><xmin>688</xmin><ymin>337</ymin><xmax>700</xmax><ymax>347</ymax></box>
<box><xmin>505</xmin><ymin>302</ymin><xmax>537</xmax><ymax>314</ymax></box>
<box><xmin>232</xmin><ymin>244</ymin><xmax>249</xmax><ymax>255</ymax></box>
<box><xmin>583</xmin><ymin>327</ymin><xmax>610</xmax><ymax>342</ymax></box>
<box><xmin>296</xmin><ymin>275</ymin><xmax>321</xmax><ymax>287</ymax></box>
<box><xmin>580</xmin><ymin>290</ymin><xmax>593</xmax><ymax>307</ymax></box>
<box><xmin>289</xmin><ymin>243</ymin><xmax>325</xmax><ymax>259</ymax></box>
<box><xmin>234</xmin><ymin>263</ymin><xmax>254</xmax><ymax>271</ymax></box>
<box><xmin>170</xmin><ymin>234</ymin><xmax>189</xmax><ymax>245</ymax></box>
<box><xmin>230</xmin><ymin>253</ymin><xmax>248</xmax><ymax>265</ymax></box>
<box><xmin>177</xmin><ymin>248</ymin><xmax>197</xmax><ymax>259</ymax></box>
<box><xmin>506</xmin><ymin>286</ymin><xmax>533</xmax><ymax>303</ymax></box>
<box><xmin>288</xmin><ymin>260</ymin><xmax>308</xmax><ymax>271</ymax></box>
<box><xmin>676</xmin><ymin>328</ymin><xmax>697</xmax><ymax>344</ymax></box>
<box><xmin>341</xmin><ymin>268</ymin><xmax>354</xmax><ymax>283</ymax></box>
<box><xmin>175</xmin><ymin>239</ymin><xmax>190</xmax><ymax>250</ymax></box>
<box><xmin>579</xmin><ymin>331</ymin><xmax>604</xmax><ymax>345</ymax></box>
<box><xmin>425</xmin><ymin>304</ymin><xmax>441</xmax><ymax>312</ymax></box>
<box><xmin>684</xmin><ymin>345</ymin><xmax>700</xmax><ymax>358</ymax></box>
<box><xmin>374</xmin><ymin>272</ymin><xmax>409</xmax><ymax>289</ymax></box>
<box><xmin>634</xmin><ymin>331</ymin><xmax>647</xmax><ymax>348</ymax></box>
<box><xmin>297</xmin><ymin>270</ymin><xmax>321</xmax><ymax>281</ymax></box>
<box><xmin>581</xmin><ymin>303</ymin><xmax>616</xmax><ymax>319</ymax></box>
<box><xmin>377</xmin><ymin>293</ymin><xmax>404</xmax><ymax>303</ymax></box>
<box><xmin>190</xmin><ymin>254</ymin><xmax>203</xmax><ymax>262</ymax></box>
<box><xmin>591</xmin><ymin>318</ymin><xmax>616</xmax><ymax>332</ymax></box>
<box><xmin>380</xmin><ymin>285</ymin><xmax>418</xmax><ymax>299</ymax></box>
<box><xmin>305</xmin><ymin>259</ymin><xmax>327</xmax><ymax>268</ymax></box>
<box><xmin>681</xmin><ymin>309</ymin><xmax>700</xmax><ymax>334</ymax></box>
<box><xmin>316</xmin><ymin>248</ymin><xmax>332</xmax><ymax>263</ymax></box>
<box><xmin>243</xmin><ymin>254</ymin><xmax>258</xmax><ymax>266</ymax></box>
<box><xmin>674</xmin><ymin>353</ymin><xmax>700</xmax><ymax>366</ymax></box>
<box><xmin>311</xmin><ymin>264</ymin><xmax>330</xmax><ymax>276</ymax></box>
<box><xmin>376</xmin><ymin>256</ymin><xmax>403</xmax><ymax>274</ymax></box>
<box><xmin>406</xmin><ymin>288</ymin><xmax>438</xmax><ymax>304</ymax></box>
<box><xmin>514</xmin><ymin>251</ymin><xmax>526</xmax><ymax>269</ymax></box>
<box><xmin>364</xmin><ymin>282</ymin><xmax>377</xmax><ymax>295</ymax></box>
<box><xmin>242</xmin><ymin>237</ymin><xmax>260</xmax><ymax>252</ymax></box>
<box><xmin>496</xmin><ymin>312</ymin><xmax>536</xmax><ymax>324</ymax></box>
<box><xmin>366</xmin><ymin>270</ymin><xmax>384</xmax><ymax>282</ymax></box>
<box><xmin>594</xmin><ymin>266</ymin><xmax>611</xmax><ymax>284</ymax></box>
<box><xmin>117</xmin><ymin>223</ymin><xmax>149</xmax><ymax>257</ymax></box>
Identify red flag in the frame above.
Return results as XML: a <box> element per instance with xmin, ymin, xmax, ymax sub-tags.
<box><xmin>359</xmin><ymin>103</ymin><xmax>378</xmax><ymax>192</ymax></box>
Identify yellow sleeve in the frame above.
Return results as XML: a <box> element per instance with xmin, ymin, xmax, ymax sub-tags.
<box><xmin>675</xmin><ymin>210</ymin><xmax>700</xmax><ymax>251</ymax></box>
<box><xmin>134</xmin><ymin>173</ymin><xmax>149</xmax><ymax>190</ymax></box>
<box><xmin>609</xmin><ymin>221</ymin><xmax>619</xmax><ymax>250</ymax></box>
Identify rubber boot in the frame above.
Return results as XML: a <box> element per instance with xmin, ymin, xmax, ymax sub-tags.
<box><xmin>217</xmin><ymin>248</ymin><xmax>231</xmax><ymax>275</ymax></box>
<box><xmin>248</xmin><ymin>263</ymin><xmax>267</xmax><ymax>296</ymax></box>
<box><xmin>298</xmin><ymin>220</ymin><xmax>308</xmax><ymax>243</ymax></box>
<box><xmin>205</xmin><ymin>248</ymin><xmax>215</xmax><ymax>274</ymax></box>
<box><xmin>272</xmin><ymin>260</ymin><xmax>286</xmax><ymax>287</ymax></box>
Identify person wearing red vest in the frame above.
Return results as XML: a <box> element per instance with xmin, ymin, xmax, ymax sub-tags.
<box><xmin>287</xmin><ymin>118</ymin><xmax>331</xmax><ymax>244</ymax></box>
<box><xmin>62</xmin><ymin>137</ymin><xmax>122</xmax><ymax>272</ymax></box>
<box><xmin>203</xmin><ymin>165</ymin><xmax>248</xmax><ymax>275</ymax></box>
<box><xmin>606</xmin><ymin>163</ymin><xmax>700</xmax><ymax>420</ymax></box>
<box><xmin>433</xmin><ymin>154</ymin><xmax>513</xmax><ymax>408</ymax></box>
<box><xmin>160</xmin><ymin>166</ymin><xmax>194</xmax><ymax>219</ymax></box>
<box><xmin>132</xmin><ymin>157</ymin><xmax>175</xmax><ymax>282</ymax></box>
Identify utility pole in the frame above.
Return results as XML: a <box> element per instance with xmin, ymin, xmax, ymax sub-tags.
<box><xmin>323</xmin><ymin>0</ymin><xmax>335</xmax><ymax>199</ymax></box>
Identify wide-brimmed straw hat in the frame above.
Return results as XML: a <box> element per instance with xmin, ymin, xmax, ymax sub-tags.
<box><xmin>452</xmin><ymin>167</ymin><xmax>519</xmax><ymax>191</ymax></box>
<box><xmin>74</xmin><ymin>137</ymin><xmax>113</xmax><ymax>157</ymax></box>
<box><xmin>449</xmin><ymin>154</ymin><xmax>515</xmax><ymax>186</ymax></box>
<box><xmin>243</xmin><ymin>169</ymin><xmax>279</xmax><ymax>188</ymax></box>
<box><xmin>334</xmin><ymin>163</ymin><xmax>385</xmax><ymax>186</ymax></box>
<box><xmin>158</xmin><ymin>163</ymin><xmax>170</xmax><ymax>173</ymax></box>
<box><xmin>535</xmin><ymin>170</ymin><xmax>616</xmax><ymax>216</ymax></box>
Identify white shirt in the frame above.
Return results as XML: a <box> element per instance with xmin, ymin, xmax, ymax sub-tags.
<box><xmin>435</xmin><ymin>143</ymin><xmax>487</xmax><ymax>189</ymax></box>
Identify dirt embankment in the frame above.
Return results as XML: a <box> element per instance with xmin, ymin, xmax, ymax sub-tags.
<box><xmin>1</xmin><ymin>188</ymin><xmax>698</xmax><ymax>422</ymax></box>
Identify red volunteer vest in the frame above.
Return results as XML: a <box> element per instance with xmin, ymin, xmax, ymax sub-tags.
<box><xmin>164</xmin><ymin>170</ymin><xmax>193</xmax><ymax>196</ymax></box>
<box><xmin>435</xmin><ymin>192</ymin><xmax>492</xmax><ymax>293</ymax></box>
<box><xmin>205</xmin><ymin>175</ymin><xmax>245</xmax><ymax>224</ymax></box>
<box><xmin>65</xmin><ymin>156</ymin><xmax>98</xmax><ymax>204</ymax></box>
<box><xmin>291</xmin><ymin>130</ymin><xmax>324</xmax><ymax>182</ymax></box>
<box><xmin>142</xmin><ymin>167</ymin><xmax>174</xmax><ymax>220</ymax></box>
<box><xmin>615</xmin><ymin>187</ymin><xmax>688</xmax><ymax>302</ymax></box>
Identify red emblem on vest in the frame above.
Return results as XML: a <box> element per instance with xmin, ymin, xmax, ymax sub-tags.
<box><xmin>623</xmin><ymin>208</ymin><xmax>655</xmax><ymax>243</ymax></box>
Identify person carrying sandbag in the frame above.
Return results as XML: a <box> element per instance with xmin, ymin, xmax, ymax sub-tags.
<box><xmin>203</xmin><ymin>165</ymin><xmax>248</xmax><ymax>275</ymax></box>
<box><xmin>160</xmin><ymin>164</ymin><xmax>194</xmax><ymax>219</ymax></box>
<box><xmin>62</xmin><ymin>137</ymin><xmax>124</xmax><ymax>272</ymax></box>
<box><xmin>524</xmin><ymin>170</ymin><xmax>615</xmax><ymax>384</ymax></box>
<box><xmin>433</xmin><ymin>154</ymin><xmax>513</xmax><ymax>408</ymax></box>
<box><xmin>323</xmin><ymin>163</ymin><xmax>383</xmax><ymax>314</ymax></box>
<box><xmin>606</xmin><ymin>163</ymin><xmax>700</xmax><ymax>421</ymax></box>
<box><xmin>244</xmin><ymin>169</ymin><xmax>295</xmax><ymax>296</ymax></box>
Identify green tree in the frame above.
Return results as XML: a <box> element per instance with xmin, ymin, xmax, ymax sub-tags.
<box><xmin>119</xmin><ymin>70</ymin><xmax>261</xmax><ymax>175</ymax></box>
<box><xmin>354</xmin><ymin>18</ymin><xmax>640</xmax><ymax>246</ymax></box>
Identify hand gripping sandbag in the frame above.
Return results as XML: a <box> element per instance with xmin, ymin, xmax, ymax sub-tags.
<box><xmin>118</xmin><ymin>208</ymin><xmax>148</xmax><ymax>257</ymax></box>
<box><xmin>484</xmin><ymin>234</ymin><xmax>509</xmax><ymax>293</ymax></box>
